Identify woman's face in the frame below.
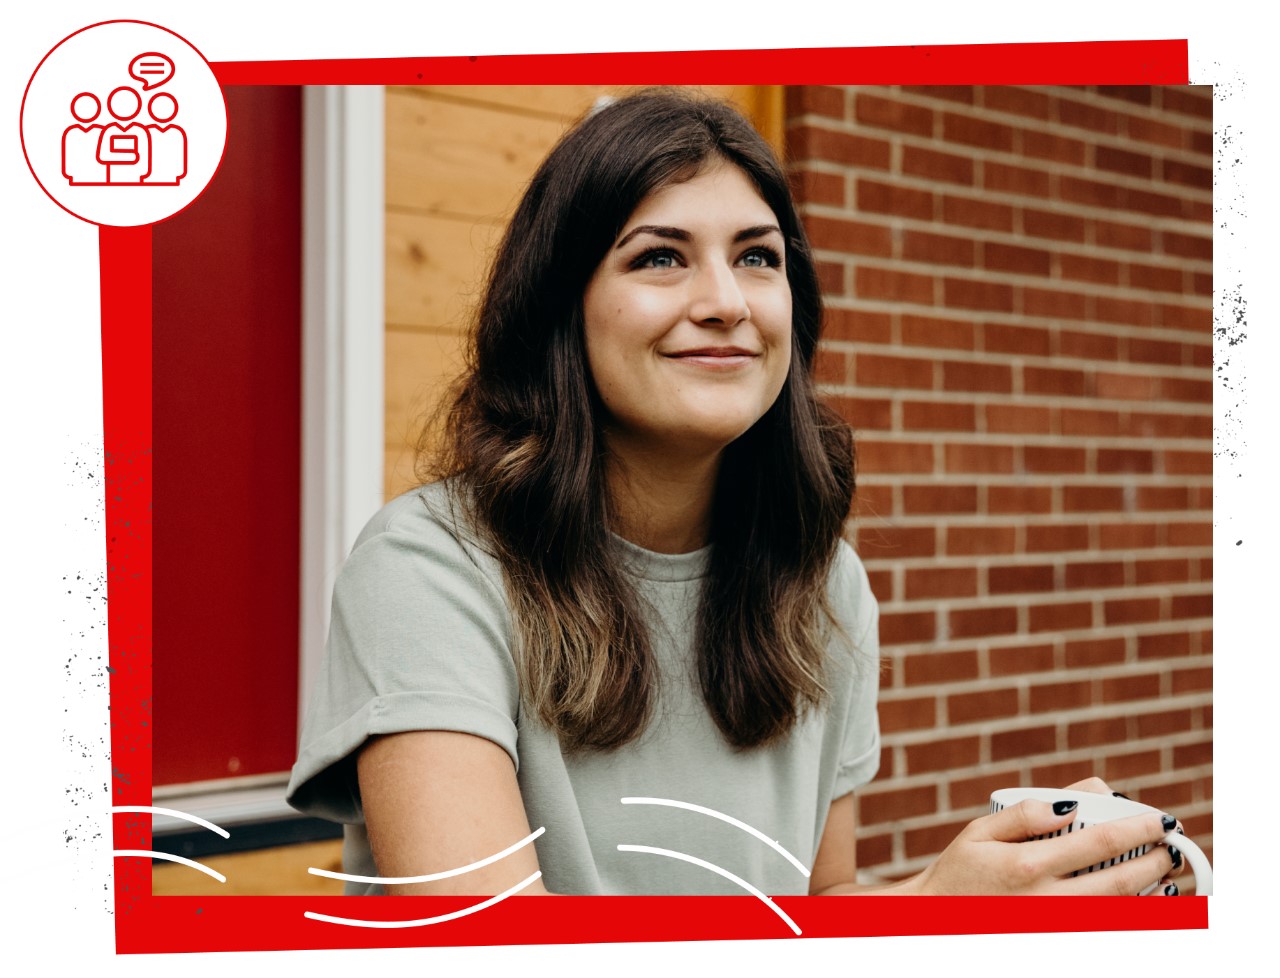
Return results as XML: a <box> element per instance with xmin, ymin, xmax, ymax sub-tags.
<box><xmin>582</xmin><ymin>161</ymin><xmax>792</xmax><ymax>462</ymax></box>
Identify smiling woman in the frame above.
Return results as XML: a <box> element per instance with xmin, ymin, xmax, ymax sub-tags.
<box><xmin>285</xmin><ymin>88</ymin><xmax>1186</xmax><ymax>899</ymax></box>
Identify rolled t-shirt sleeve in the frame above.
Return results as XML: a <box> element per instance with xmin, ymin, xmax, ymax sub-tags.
<box><xmin>286</xmin><ymin>492</ymin><xmax>520</xmax><ymax>824</ymax></box>
<box><xmin>831</xmin><ymin>543</ymin><xmax>882</xmax><ymax>800</ymax></box>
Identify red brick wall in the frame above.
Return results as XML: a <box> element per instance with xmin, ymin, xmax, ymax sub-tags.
<box><xmin>787</xmin><ymin>85</ymin><xmax>1213</xmax><ymax>884</ymax></box>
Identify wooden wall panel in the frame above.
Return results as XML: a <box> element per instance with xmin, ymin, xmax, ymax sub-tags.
<box><xmin>386</xmin><ymin>210</ymin><xmax>500</xmax><ymax>331</ymax></box>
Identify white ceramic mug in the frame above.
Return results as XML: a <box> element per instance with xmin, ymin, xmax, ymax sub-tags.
<box><xmin>990</xmin><ymin>787</ymin><xmax>1212</xmax><ymax>895</ymax></box>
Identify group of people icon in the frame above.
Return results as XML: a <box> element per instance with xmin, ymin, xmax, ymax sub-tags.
<box><xmin>62</xmin><ymin>86</ymin><xmax>187</xmax><ymax>186</ymax></box>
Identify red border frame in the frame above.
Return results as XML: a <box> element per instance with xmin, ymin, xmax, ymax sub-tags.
<box><xmin>105</xmin><ymin>40</ymin><xmax>1207</xmax><ymax>954</ymax></box>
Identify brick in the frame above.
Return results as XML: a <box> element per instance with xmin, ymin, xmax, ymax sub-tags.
<box><xmin>906</xmin><ymin>735</ymin><xmax>981</xmax><ymax>774</ymax></box>
<box><xmin>944</xmin><ymin>277</ymin><xmax>1014</xmax><ymax>312</ymax></box>
<box><xmin>789</xmin><ymin>168</ymin><xmax>844</xmax><ymax>208</ymax></box>
<box><xmin>1129</xmin><ymin>411</ymin><xmax>1211</xmax><ymax>440</ymax></box>
<box><xmin>1056</xmin><ymin>97</ymin><xmax>1123</xmax><ymax>135</ymax></box>
<box><xmin>942</xmin><ymin>194</ymin><xmax>1015</xmax><ymax>232</ymax></box>
<box><xmin>1127</xmin><ymin>264</ymin><xmax>1184</xmax><ymax>295</ymax></box>
<box><xmin>984</xmin><ymin>161</ymin><xmax>1051</xmax><ymax>196</ymax></box>
<box><xmin>1061</xmin><ymin>408</ymin><xmax>1122</xmax><ymax>437</ymax></box>
<box><xmin>1127</xmin><ymin>335</ymin><xmax>1185</xmax><ymax>364</ymax></box>
<box><xmin>865</xmin><ymin>568</ymin><xmax>893</xmax><ymax>601</ymax></box>
<box><xmin>879</xmin><ymin>610</ymin><xmax>938</xmax><ymax>646</ymax></box>
<box><xmin>987</xmin><ymin>485</ymin><xmax>1053</xmax><ymax>514</ymax></box>
<box><xmin>854</xmin><ymin>352</ymin><xmax>934</xmax><ymax>390</ymax></box>
<box><xmin>1059</xmin><ymin>329</ymin><xmax>1120</xmax><ymax>361</ymax></box>
<box><xmin>787</xmin><ymin>125</ymin><xmax>892</xmax><ymax>170</ymax></box>
<box><xmin>902</xmin><ymin>648</ymin><xmax>980</xmax><ymax>684</ymax></box>
<box><xmin>856</xmin><ymin>439</ymin><xmax>934</xmax><ymax>474</ymax></box>
<box><xmin>902</xmin><ymin>144</ymin><xmax>974</xmax><ymax>186</ymax></box>
<box><xmin>1165</xmin><ymin>449</ymin><xmax>1212</xmax><ymax>475</ymax></box>
<box><xmin>1127</xmin><ymin>115</ymin><xmax>1185</xmax><ymax>149</ymax></box>
<box><xmin>1163</xmin><ymin>231</ymin><xmax>1212</xmax><ymax>261</ymax></box>
<box><xmin>1025</xmin><ymin>365</ymin><xmax>1087</xmax><ymax>397</ymax></box>
<box><xmin>1192</xmin><ymin>271</ymin><xmax>1212</xmax><ymax>295</ymax></box>
<box><xmin>1020</xmin><ymin>129</ymin><xmax>1086</xmax><ymax>165</ymax></box>
<box><xmin>806</xmin><ymin>215</ymin><xmax>893</xmax><ymax>257</ymax></box>
<box><xmin>1096</xmin><ymin>371</ymin><xmax>1156</xmax><ymax>400</ymax></box>
<box><xmin>859</xmin><ymin>783</ymin><xmax>939</xmax><ymax>824</ymax></box>
<box><xmin>904</xmin><ymin>567</ymin><xmax>979</xmax><ymax>600</ymax></box>
<box><xmin>905</xmin><ymin>817</ymin><xmax>973</xmax><ymax>860</ymax></box>
<box><xmin>1095</xmin><ymin>144</ymin><xmax>1154</xmax><ymax>178</ymax></box>
<box><xmin>828</xmin><ymin>394</ymin><xmax>892</xmax><ymax>430</ymax></box>
<box><xmin>1093</xmin><ymin>218</ymin><xmax>1152</xmax><ymax>251</ymax></box>
<box><xmin>901</xmin><ymin>85</ymin><xmax>976</xmax><ymax>104</ymax></box>
<box><xmin>989</xmin><ymin>642</ymin><xmax>1055</xmax><ymax>676</ymax></box>
<box><xmin>786</xmin><ymin>85</ymin><xmax>845</xmax><ymax>120</ymax></box>
<box><xmin>1161</xmin><ymin>86</ymin><xmax>1212</xmax><ymax>119</ymax></box>
<box><xmin>945</xmin><ymin>443</ymin><xmax>1015</xmax><ymax>473</ymax></box>
<box><xmin>1064</xmin><ymin>560</ymin><xmax>1125</xmax><ymax>589</ymax></box>
<box><xmin>1023</xmin><ymin>207</ymin><xmax>1086</xmax><ymax>242</ymax></box>
<box><xmin>984</xmin><ymin>241</ymin><xmax>1051</xmax><ymax>276</ymax></box>
<box><xmin>1097</xmin><ymin>522</ymin><xmax>1160</xmax><ymax>550</ymax></box>
<box><xmin>1161</xmin><ymin>158</ymin><xmax>1212</xmax><ymax>190</ymax></box>
<box><xmin>1135</xmin><ymin>707</ymin><xmax>1192</xmax><ymax>737</ymax></box>
<box><xmin>1030</xmin><ymin>759</ymin><xmax>1096</xmax><ymax>786</ymax></box>
<box><xmin>857</xmin><ymin>524</ymin><xmax>936</xmax><ymax>558</ymax></box>
<box><xmin>1101</xmin><ymin>672</ymin><xmax>1161</xmax><ymax>702</ymax></box>
<box><xmin>949</xmin><ymin>605</ymin><xmax>1019</xmax><ymax>639</ymax></box>
<box><xmin>1157</xmin><ymin>302</ymin><xmax>1211</xmax><ymax>332</ymax></box>
<box><xmin>903</xmin><ymin>400</ymin><xmax>976</xmax><ymax>432</ymax></box>
<box><xmin>1060</xmin><ymin>175</ymin><xmax>1124</xmax><ymax>210</ymax></box>
<box><xmin>1024</xmin><ymin>445</ymin><xmax>1086</xmax><ymax>473</ymax></box>
<box><xmin>1167</xmin><ymin>521</ymin><xmax>1212</xmax><ymax>547</ymax></box>
<box><xmin>901</xmin><ymin>230</ymin><xmax>976</xmax><ymax>267</ymax></box>
<box><xmin>1025</xmin><ymin>523</ymin><xmax>1089</xmax><ymax>553</ymax></box>
<box><xmin>823</xmin><ymin>307</ymin><xmax>892</xmax><ymax>343</ymax></box>
<box><xmin>856</xmin><ymin>833</ymin><xmax>892</xmax><ymax>869</ymax></box>
<box><xmin>984</xmin><ymin>323</ymin><xmax>1053</xmax><ymax>358</ymax></box>
<box><xmin>989</xmin><ymin>563</ymin><xmax>1055</xmax><ymax>594</ymax></box>
<box><xmin>814</xmin><ymin>347</ymin><xmax>849</xmax><ymax>384</ymax></box>
<box><xmin>901</xmin><ymin>313</ymin><xmax>975</xmax><ymax>351</ymax></box>
<box><xmin>1190</xmin><ymin>130</ymin><xmax>1212</xmax><ymax>154</ymax></box>
<box><xmin>1097</xmin><ymin>448</ymin><xmax>1155</xmax><ymax>473</ymax></box>
<box><xmin>991</xmin><ymin>725</ymin><xmax>1056</xmax><ymax>761</ymax></box>
<box><xmin>1134</xmin><ymin>558</ymin><xmax>1191</xmax><ymax>585</ymax></box>
<box><xmin>984</xmin><ymin>403</ymin><xmax>1053</xmax><ymax>435</ymax></box>
<box><xmin>948</xmin><ymin>524</ymin><xmax>1018</xmax><ymax>555</ymax></box>
<box><xmin>1097</xmin><ymin>85</ymin><xmax>1153</xmax><ymax>107</ymax></box>
<box><xmin>1060</xmin><ymin>253</ymin><xmax>1121</xmax><ymax>286</ymax></box>
<box><xmin>1095</xmin><ymin>296</ymin><xmax>1155</xmax><ymax>327</ymax></box>
<box><xmin>1137</xmin><ymin>631</ymin><xmax>1192</xmax><ymax>660</ymax></box>
<box><xmin>857</xmin><ymin>179</ymin><xmax>935</xmax><ymax>221</ymax></box>
<box><xmin>984</xmin><ymin>86</ymin><xmax>1051</xmax><ymax>118</ymax></box>
<box><xmin>855</xmin><ymin>92</ymin><xmax>934</xmax><ymax>136</ymax></box>
<box><xmin>1125</xmin><ymin>186</ymin><xmax>1185</xmax><ymax>218</ymax></box>
<box><xmin>1029</xmin><ymin>601</ymin><xmax>1093</xmax><ymax>632</ymax></box>
<box><xmin>1104</xmin><ymin>597</ymin><xmax>1162</xmax><ymax>625</ymax></box>
<box><xmin>1187</xmin><ymin>342</ymin><xmax>1212</xmax><ymax>369</ymax></box>
<box><xmin>1137</xmin><ymin>780</ymin><xmax>1194</xmax><ymax>812</ymax></box>
<box><xmin>878</xmin><ymin>694</ymin><xmax>937</xmax><ymax>732</ymax></box>
<box><xmin>948</xmin><ymin>687</ymin><xmax>1019</xmax><ymax>724</ymax></box>
<box><xmin>948</xmin><ymin>769</ymin><xmax>1024</xmax><ymax>810</ymax></box>
<box><xmin>1063</xmin><ymin>486</ymin><xmax>1125</xmax><ymax>512</ymax></box>
<box><xmin>1173</xmin><ymin>740</ymin><xmax>1213</xmax><ymax>768</ymax></box>
<box><xmin>1030</xmin><ymin>680</ymin><xmax>1093</xmax><ymax>713</ymax></box>
<box><xmin>1105</xmin><ymin>749</ymin><xmax>1162</xmax><ymax>781</ymax></box>
<box><xmin>942</xmin><ymin>360</ymin><xmax>1013</xmax><ymax>393</ymax></box>
<box><xmin>943</xmin><ymin>111</ymin><xmax>1014</xmax><ymax>151</ymax></box>
<box><xmin>815</xmin><ymin>259</ymin><xmax>845</xmax><ymax>295</ymax></box>
<box><xmin>1160</xmin><ymin>377</ymin><xmax>1213</xmax><ymax>404</ymax></box>
<box><xmin>855</xmin><ymin>265</ymin><xmax>935</xmax><ymax>305</ymax></box>
<box><xmin>902</xmin><ymin>483</ymin><xmax>979</xmax><ymax>514</ymax></box>
<box><xmin>1171</xmin><ymin>592</ymin><xmax>1212</xmax><ymax>619</ymax></box>
<box><xmin>1064</xmin><ymin>636</ymin><xmax>1127</xmax><ymax>668</ymax></box>
<box><xmin>1067</xmin><ymin>717</ymin><xmax>1128</xmax><ymax>749</ymax></box>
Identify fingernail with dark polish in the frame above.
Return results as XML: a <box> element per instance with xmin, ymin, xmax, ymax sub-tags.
<box><xmin>1112</xmin><ymin>791</ymin><xmax>1131</xmax><ymax>800</ymax></box>
<box><xmin>1169</xmin><ymin>847</ymin><xmax>1183</xmax><ymax>871</ymax></box>
<box><xmin>1161</xmin><ymin>814</ymin><xmax>1177</xmax><ymax>832</ymax></box>
<box><xmin>1176</xmin><ymin>827</ymin><xmax>1185</xmax><ymax>836</ymax></box>
<box><xmin>1164</xmin><ymin>883</ymin><xmax>1179</xmax><ymax>896</ymax></box>
<box><xmin>1053</xmin><ymin>800</ymin><xmax>1079</xmax><ymax>816</ymax></box>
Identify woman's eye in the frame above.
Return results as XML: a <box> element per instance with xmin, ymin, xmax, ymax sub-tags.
<box><xmin>739</xmin><ymin>247</ymin><xmax>782</xmax><ymax>268</ymax></box>
<box><xmin>633</xmin><ymin>248</ymin><xmax>681</xmax><ymax>269</ymax></box>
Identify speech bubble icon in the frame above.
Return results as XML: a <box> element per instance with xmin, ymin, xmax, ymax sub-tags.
<box><xmin>128</xmin><ymin>52</ymin><xmax>175</xmax><ymax>91</ymax></box>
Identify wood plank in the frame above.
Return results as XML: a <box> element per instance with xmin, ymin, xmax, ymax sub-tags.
<box><xmin>386</xmin><ymin>210</ymin><xmax>500</xmax><ymax>331</ymax></box>
<box><xmin>385</xmin><ymin>326</ymin><xmax>467</xmax><ymax>460</ymax></box>
<box><xmin>151</xmin><ymin>839</ymin><xmax>345</xmax><ymax>896</ymax></box>
<box><xmin>401</xmin><ymin>85</ymin><xmax>611</xmax><ymax>119</ymax></box>
<box><xmin>386</xmin><ymin>90</ymin><xmax>570</xmax><ymax>216</ymax></box>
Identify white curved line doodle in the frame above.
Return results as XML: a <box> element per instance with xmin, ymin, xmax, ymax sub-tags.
<box><xmin>304</xmin><ymin>871</ymin><xmax>542</xmax><ymax>928</ymax></box>
<box><xmin>620</xmin><ymin>797</ymin><xmax>810</xmax><ymax>878</ymax></box>
<box><xmin>308</xmin><ymin>826</ymin><xmax>546</xmax><ymax>884</ymax></box>
<box><xmin>113</xmin><ymin>849</ymin><xmax>227</xmax><ymax>883</ymax></box>
<box><xmin>110</xmin><ymin>805</ymin><xmax>231</xmax><ymax>838</ymax></box>
<box><xmin>617</xmin><ymin>844</ymin><xmax>801</xmax><ymax>936</ymax></box>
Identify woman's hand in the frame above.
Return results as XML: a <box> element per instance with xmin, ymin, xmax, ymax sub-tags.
<box><xmin>908</xmin><ymin>778</ymin><xmax>1181</xmax><ymax>896</ymax></box>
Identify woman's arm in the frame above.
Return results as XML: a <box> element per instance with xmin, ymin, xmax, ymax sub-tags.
<box><xmin>810</xmin><ymin>779</ymin><xmax>1180</xmax><ymax>896</ymax></box>
<box><xmin>357</xmin><ymin>730</ymin><xmax>553</xmax><ymax>896</ymax></box>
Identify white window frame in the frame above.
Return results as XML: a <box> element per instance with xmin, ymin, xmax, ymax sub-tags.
<box><xmin>153</xmin><ymin>85</ymin><xmax>385</xmax><ymax>834</ymax></box>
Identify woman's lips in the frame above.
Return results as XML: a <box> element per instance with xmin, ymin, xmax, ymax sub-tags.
<box><xmin>663</xmin><ymin>347</ymin><xmax>759</xmax><ymax>368</ymax></box>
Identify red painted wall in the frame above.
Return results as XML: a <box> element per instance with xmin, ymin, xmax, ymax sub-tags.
<box><xmin>152</xmin><ymin>86</ymin><xmax>303</xmax><ymax>785</ymax></box>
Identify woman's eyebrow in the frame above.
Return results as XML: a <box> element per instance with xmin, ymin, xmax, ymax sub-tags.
<box><xmin>614</xmin><ymin>223</ymin><xmax>783</xmax><ymax>250</ymax></box>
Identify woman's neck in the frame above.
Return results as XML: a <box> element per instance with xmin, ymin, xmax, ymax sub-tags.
<box><xmin>605</xmin><ymin>440</ymin><xmax>721</xmax><ymax>555</ymax></box>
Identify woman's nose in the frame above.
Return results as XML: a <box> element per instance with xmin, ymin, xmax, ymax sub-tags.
<box><xmin>688</xmin><ymin>263</ymin><xmax>750</xmax><ymax>327</ymax></box>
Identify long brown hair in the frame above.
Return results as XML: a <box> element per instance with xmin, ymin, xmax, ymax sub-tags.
<box><xmin>422</xmin><ymin>89</ymin><xmax>856</xmax><ymax>751</ymax></box>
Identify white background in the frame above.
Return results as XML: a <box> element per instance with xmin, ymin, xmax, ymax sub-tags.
<box><xmin>4</xmin><ymin>2</ymin><xmax>1272</xmax><ymax>973</ymax></box>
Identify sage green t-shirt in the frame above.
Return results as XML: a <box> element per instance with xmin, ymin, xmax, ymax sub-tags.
<box><xmin>286</xmin><ymin>484</ymin><xmax>881</xmax><ymax>895</ymax></box>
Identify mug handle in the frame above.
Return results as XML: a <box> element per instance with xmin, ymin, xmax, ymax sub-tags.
<box><xmin>1158</xmin><ymin>831</ymin><xmax>1212</xmax><ymax>896</ymax></box>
